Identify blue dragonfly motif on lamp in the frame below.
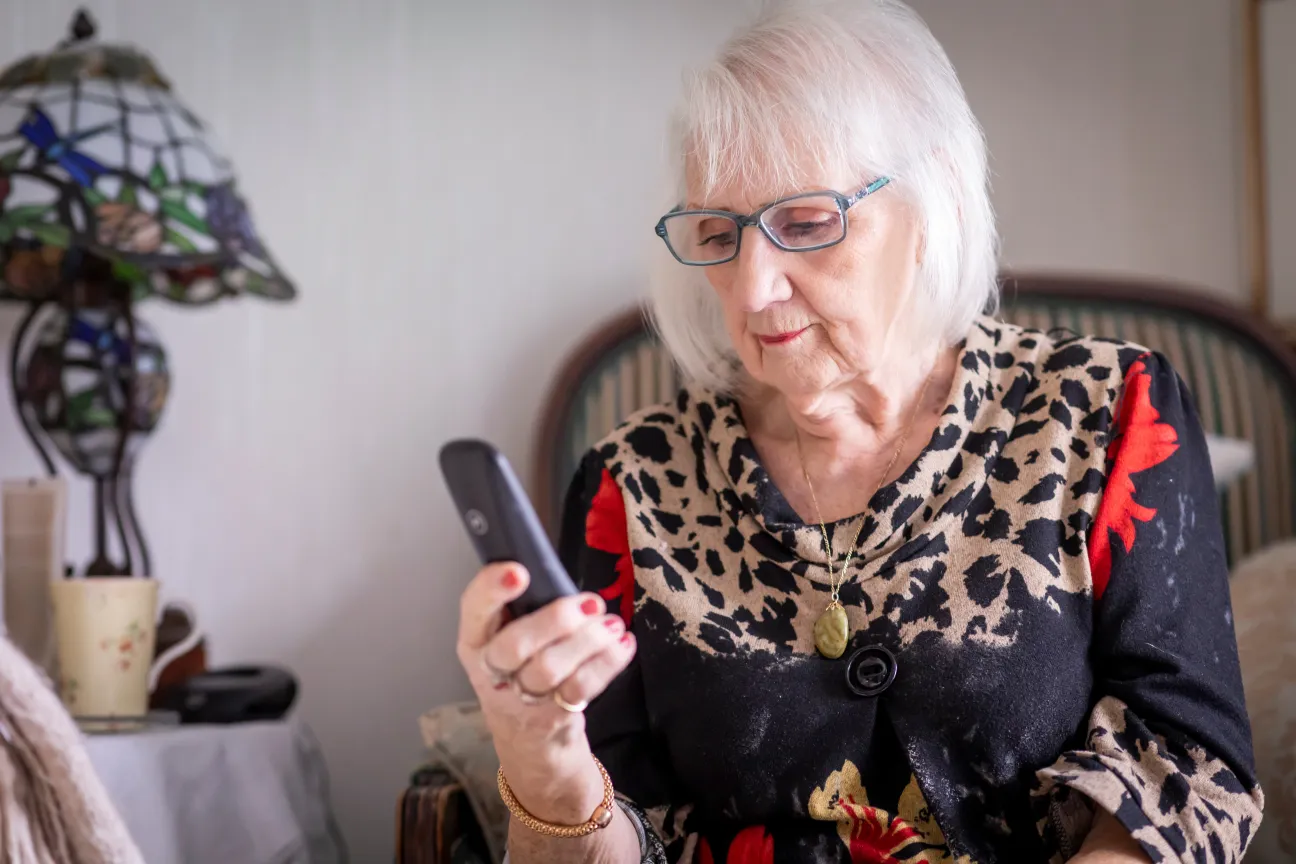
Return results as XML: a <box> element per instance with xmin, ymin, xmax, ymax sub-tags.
<box><xmin>19</xmin><ymin>106</ymin><xmax>113</xmax><ymax>188</ymax></box>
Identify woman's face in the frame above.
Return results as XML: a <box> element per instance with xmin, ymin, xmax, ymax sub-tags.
<box><xmin>693</xmin><ymin>174</ymin><xmax>924</xmax><ymax>399</ymax></box>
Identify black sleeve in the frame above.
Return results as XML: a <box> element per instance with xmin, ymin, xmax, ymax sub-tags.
<box><xmin>557</xmin><ymin>450</ymin><xmax>692</xmax><ymax>861</ymax></box>
<box><xmin>1034</xmin><ymin>352</ymin><xmax>1264</xmax><ymax>862</ymax></box>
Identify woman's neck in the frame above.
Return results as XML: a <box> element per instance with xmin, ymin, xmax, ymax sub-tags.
<box><xmin>738</xmin><ymin>343</ymin><xmax>959</xmax><ymax>524</ymax></box>
<box><xmin>746</xmin><ymin>344</ymin><xmax>958</xmax><ymax>463</ymax></box>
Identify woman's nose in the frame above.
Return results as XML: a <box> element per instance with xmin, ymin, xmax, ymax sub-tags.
<box><xmin>729</xmin><ymin>227</ymin><xmax>792</xmax><ymax>313</ymax></box>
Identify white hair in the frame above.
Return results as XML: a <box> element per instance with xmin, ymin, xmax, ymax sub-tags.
<box><xmin>648</xmin><ymin>0</ymin><xmax>999</xmax><ymax>392</ymax></box>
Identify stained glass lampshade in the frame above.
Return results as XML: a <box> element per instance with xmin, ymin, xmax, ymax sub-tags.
<box><xmin>0</xmin><ymin>12</ymin><xmax>295</xmax><ymax>305</ymax></box>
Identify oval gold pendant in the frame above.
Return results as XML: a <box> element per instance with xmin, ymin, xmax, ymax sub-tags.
<box><xmin>814</xmin><ymin>603</ymin><xmax>850</xmax><ymax>659</ymax></box>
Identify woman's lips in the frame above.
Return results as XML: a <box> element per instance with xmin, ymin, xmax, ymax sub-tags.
<box><xmin>757</xmin><ymin>326</ymin><xmax>810</xmax><ymax>346</ymax></box>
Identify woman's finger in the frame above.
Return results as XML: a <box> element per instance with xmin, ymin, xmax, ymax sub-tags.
<box><xmin>485</xmin><ymin>592</ymin><xmax>607</xmax><ymax>673</ymax></box>
<box><xmin>552</xmin><ymin>632</ymin><xmax>637</xmax><ymax>707</ymax></box>
<box><xmin>513</xmin><ymin>614</ymin><xmax>625</xmax><ymax>696</ymax></box>
<box><xmin>457</xmin><ymin>562</ymin><xmax>529</xmax><ymax>653</ymax></box>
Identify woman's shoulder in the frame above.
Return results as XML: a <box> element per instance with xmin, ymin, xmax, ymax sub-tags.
<box><xmin>585</xmin><ymin>388</ymin><xmax>703</xmax><ymax>471</ymax></box>
<box><xmin>559</xmin><ymin>389</ymin><xmax>705</xmax><ymax>557</ymax></box>
<box><xmin>979</xmin><ymin>318</ymin><xmax>1170</xmax><ymax>402</ymax></box>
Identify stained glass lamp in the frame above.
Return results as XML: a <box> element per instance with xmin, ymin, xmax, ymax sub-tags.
<box><xmin>0</xmin><ymin>10</ymin><xmax>296</xmax><ymax>576</ymax></box>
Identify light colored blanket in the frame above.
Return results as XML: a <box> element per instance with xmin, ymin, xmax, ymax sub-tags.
<box><xmin>0</xmin><ymin>634</ymin><xmax>143</xmax><ymax>864</ymax></box>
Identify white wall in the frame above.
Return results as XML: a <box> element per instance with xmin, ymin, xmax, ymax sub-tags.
<box><xmin>1263</xmin><ymin>1</ymin><xmax>1296</xmax><ymax>318</ymax></box>
<box><xmin>910</xmin><ymin>0</ymin><xmax>1245</xmax><ymax>300</ymax></box>
<box><xmin>0</xmin><ymin>1</ymin><xmax>1255</xmax><ymax>860</ymax></box>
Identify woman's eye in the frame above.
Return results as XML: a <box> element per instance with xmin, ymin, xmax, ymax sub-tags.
<box><xmin>767</xmin><ymin>204</ymin><xmax>841</xmax><ymax>245</ymax></box>
<box><xmin>784</xmin><ymin>220</ymin><xmax>832</xmax><ymax>235</ymax></box>
<box><xmin>776</xmin><ymin>217</ymin><xmax>838</xmax><ymax>244</ymax></box>
<box><xmin>699</xmin><ymin>230</ymin><xmax>736</xmax><ymax>247</ymax></box>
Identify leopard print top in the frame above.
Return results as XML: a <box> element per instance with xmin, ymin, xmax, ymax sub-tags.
<box><xmin>559</xmin><ymin>319</ymin><xmax>1263</xmax><ymax>863</ymax></box>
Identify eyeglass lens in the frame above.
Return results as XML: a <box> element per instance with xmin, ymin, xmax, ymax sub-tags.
<box><xmin>662</xmin><ymin>193</ymin><xmax>845</xmax><ymax>264</ymax></box>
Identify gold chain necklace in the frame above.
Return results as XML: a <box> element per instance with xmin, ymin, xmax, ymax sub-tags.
<box><xmin>799</xmin><ymin>372</ymin><xmax>934</xmax><ymax>659</ymax></box>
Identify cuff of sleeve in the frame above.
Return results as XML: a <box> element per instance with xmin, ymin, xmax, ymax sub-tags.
<box><xmin>1033</xmin><ymin>696</ymin><xmax>1263</xmax><ymax>863</ymax></box>
<box><xmin>616</xmin><ymin>795</ymin><xmax>668</xmax><ymax>864</ymax></box>
<box><xmin>1035</xmin><ymin>750</ymin><xmax>1169</xmax><ymax>861</ymax></box>
<box><xmin>1034</xmin><ymin>747</ymin><xmax>1264</xmax><ymax>864</ymax></box>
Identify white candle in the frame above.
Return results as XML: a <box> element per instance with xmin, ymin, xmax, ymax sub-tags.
<box><xmin>2</xmin><ymin>476</ymin><xmax>68</xmax><ymax>677</ymax></box>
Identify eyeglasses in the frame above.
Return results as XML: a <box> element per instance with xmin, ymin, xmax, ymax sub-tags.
<box><xmin>653</xmin><ymin>177</ymin><xmax>891</xmax><ymax>266</ymax></box>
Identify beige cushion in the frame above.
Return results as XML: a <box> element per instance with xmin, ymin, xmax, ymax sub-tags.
<box><xmin>1230</xmin><ymin>541</ymin><xmax>1296</xmax><ymax>861</ymax></box>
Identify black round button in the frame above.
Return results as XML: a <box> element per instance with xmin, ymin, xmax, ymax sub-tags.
<box><xmin>844</xmin><ymin>645</ymin><xmax>897</xmax><ymax>697</ymax></box>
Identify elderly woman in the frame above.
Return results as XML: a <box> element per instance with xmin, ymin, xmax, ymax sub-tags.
<box><xmin>455</xmin><ymin>1</ymin><xmax>1263</xmax><ymax>861</ymax></box>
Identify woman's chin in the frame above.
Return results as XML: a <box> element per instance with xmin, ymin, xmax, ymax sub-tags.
<box><xmin>735</xmin><ymin>344</ymin><xmax>835</xmax><ymax>395</ymax></box>
<box><xmin>756</xmin><ymin>365</ymin><xmax>838</xmax><ymax>401</ymax></box>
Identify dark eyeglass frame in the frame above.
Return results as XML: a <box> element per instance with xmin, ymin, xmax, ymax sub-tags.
<box><xmin>653</xmin><ymin>176</ymin><xmax>892</xmax><ymax>266</ymax></box>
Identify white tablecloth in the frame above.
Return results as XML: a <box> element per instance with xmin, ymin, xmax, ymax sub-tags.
<box><xmin>84</xmin><ymin>714</ymin><xmax>346</xmax><ymax>864</ymax></box>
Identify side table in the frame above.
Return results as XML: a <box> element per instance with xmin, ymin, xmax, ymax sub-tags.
<box><xmin>84</xmin><ymin>714</ymin><xmax>347</xmax><ymax>864</ymax></box>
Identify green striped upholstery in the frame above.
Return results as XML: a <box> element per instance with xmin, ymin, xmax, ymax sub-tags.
<box><xmin>547</xmin><ymin>322</ymin><xmax>682</xmax><ymax>524</ymax></box>
<box><xmin>540</xmin><ymin>279</ymin><xmax>1296</xmax><ymax>566</ymax></box>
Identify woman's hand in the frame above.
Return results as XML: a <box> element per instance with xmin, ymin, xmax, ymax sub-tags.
<box><xmin>456</xmin><ymin>561</ymin><xmax>637</xmax><ymax>825</ymax></box>
<box><xmin>1071</xmin><ymin>809</ymin><xmax>1152</xmax><ymax>863</ymax></box>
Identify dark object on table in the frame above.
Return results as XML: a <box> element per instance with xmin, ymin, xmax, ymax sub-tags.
<box><xmin>147</xmin><ymin>604</ymin><xmax>208</xmax><ymax>709</ymax></box>
<box><xmin>151</xmin><ymin>665</ymin><xmax>297</xmax><ymax>724</ymax></box>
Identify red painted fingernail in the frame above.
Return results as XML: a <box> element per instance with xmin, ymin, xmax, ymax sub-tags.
<box><xmin>502</xmin><ymin>570</ymin><xmax>520</xmax><ymax>590</ymax></box>
<box><xmin>581</xmin><ymin>597</ymin><xmax>600</xmax><ymax>615</ymax></box>
<box><xmin>604</xmin><ymin>616</ymin><xmax>623</xmax><ymax>631</ymax></box>
<box><xmin>620</xmin><ymin>632</ymin><xmax>634</xmax><ymax>646</ymax></box>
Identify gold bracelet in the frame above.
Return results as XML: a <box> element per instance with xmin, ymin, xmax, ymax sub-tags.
<box><xmin>497</xmin><ymin>757</ymin><xmax>617</xmax><ymax>839</ymax></box>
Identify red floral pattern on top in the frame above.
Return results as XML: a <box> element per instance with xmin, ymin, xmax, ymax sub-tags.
<box><xmin>584</xmin><ymin>467</ymin><xmax>635</xmax><ymax>625</ymax></box>
<box><xmin>1088</xmin><ymin>355</ymin><xmax>1180</xmax><ymax>600</ymax></box>
<box><xmin>697</xmin><ymin>826</ymin><xmax>775</xmax><ymax>864</ymax></box>
<box><xmin>809</xmin><ymin>762</ymin><xmax>952</xmax><ymax>863</ymax></box>
<box><xmin>727</xmin><ymin>826</ymin><xmax>775</xmax><ymax>863</ymax></box>
<box><xmin>838</xmin><ymin>802</ymin><xmax>921</xmax><ymax>863</ymax></box>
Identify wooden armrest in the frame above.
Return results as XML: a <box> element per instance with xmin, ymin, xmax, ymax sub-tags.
<box><xmin>396</xmin><ymin>769</ymin><xmax>492</xmax><ymax>864</ymax></box>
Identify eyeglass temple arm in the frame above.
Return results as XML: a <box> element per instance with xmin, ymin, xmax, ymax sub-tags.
<box><xmin>845</xmin><ymin>176</ymin><xmax>892</xmax><ymax>206</ymax></box>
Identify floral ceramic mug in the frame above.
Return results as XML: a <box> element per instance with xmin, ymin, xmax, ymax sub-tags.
<box><xmin>49</xmin><ymin>578</ymin><xmax>203</xmax><ymax>729</ymax></box>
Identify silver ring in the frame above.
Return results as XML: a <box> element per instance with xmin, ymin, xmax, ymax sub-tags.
<box><xmin>479</xmin><ymin>654</ymin><xmax>514</xmax><ymax>688</ymax></box>
<box><xmin>552</xmin><ymin>691</ymin><xmax>588</xmax><ymax>713</ymax></box>
<box><xmin>512</xmin><ymin>678</ymin><xmax>551</xmax><ymax>705</ymax></box>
